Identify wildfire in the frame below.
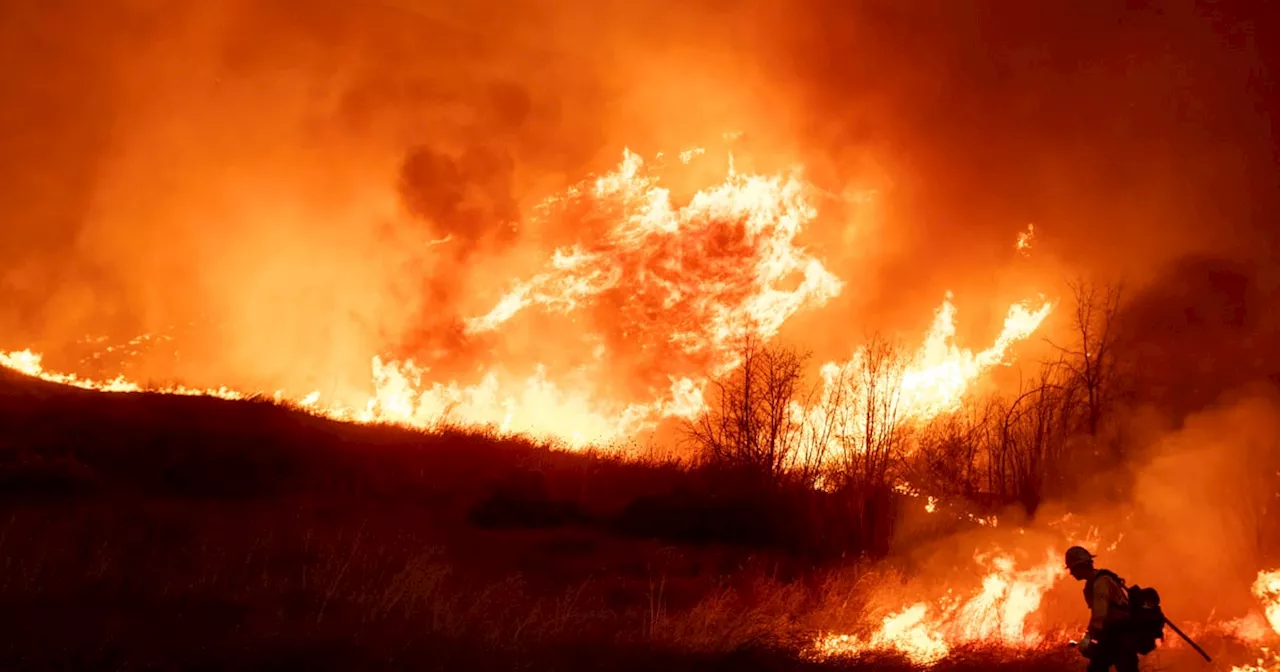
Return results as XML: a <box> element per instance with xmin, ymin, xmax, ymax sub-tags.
<box><xmin>3</xmin><ymin>142</ymin><xmax>1277</xmax><ymax>670</ymax></box>
<box><xmin>813</xmin><ymin>548</ymin><xmax>1064</xmax><ymax>665</ymax></box>
<box><xmin>810</xmin><ymin>516</ymin><xmax>1279</xmax><ymax>669</ymax></box>
<box><xmin>1016</xmin><ymin>223</ymin><xmax>1035</xmax><ymax>256</ymax></box>
<box><xmin>0</xmin><ymin>147</ymin><xmax>1053</xmax><ymax>452</ymax></box>
<box><xmin>795</xmin><ymin>295</ymin><xmax>1052</xmax><ymax>465</ymax></box>
<box><xmin>1257</xmin><ymin>570</ymin><xmax>1280</xmax><ymax>636</ymax></box>
<box><xmin>463</xmin><ymin>148</ymin><xmax>843</xmax><ymax>375</ymax></box>
<box><xmin>0</xmin><ymin>349</ymin><xmax>254</xmax><ymax>400</ymax></box>
<box><xmin>366</xmin><ymin>147</ymin><xmax>851</xmax><ymax>443</ymax></box>
<box><xmin>820</xmin><ymin>604</ymin><xmax>951</xmax><ymax>665</ymax></box>
<box><xmin>898</xmin><ymin>296</ymin><xmax>1052</xmax><ymax>420</ymax></box>
<box><xmin>1232</xmin><ymin>570</ymin><xmax>1280</xmax><ymax>672</ymax></box>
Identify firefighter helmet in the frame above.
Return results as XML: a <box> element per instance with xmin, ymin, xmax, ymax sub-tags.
<box><xmin>1065</xmin><ymin>546</ymin><xmax>1096</xmax><ymax>569</ymax></box>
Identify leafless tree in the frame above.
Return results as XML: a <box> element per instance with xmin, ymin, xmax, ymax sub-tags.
<box><xmin>910</xmin><ymin>397</ymin><xmax>998</xmax><ymax>498</ymax></box>
<box><xmin>820</xmin><ymin>336</ymin><xmax>908</xmax><ymax>492</ymax></box>
<box><xmin>816</xmin><ymin>335</ymin><xmax>913</xmax><ymax>553</ymax></box>
<box><xmin>684</xmin><ymin>335</ymin><xmax>813</xmax><ymax>489</ymax></box>
<box><xmin>1048</xmin><ymin>278</ymin><xmax>1126</xmax><ymax>440</ymax></box>
<box><xmin>994</xmin><ymin>360</ymin><xmax>1078</xmax><ymax>514</ymax></box>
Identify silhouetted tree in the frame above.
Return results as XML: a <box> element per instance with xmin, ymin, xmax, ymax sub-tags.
<box><xmin>995</xmin><ymin>361</ymin><xmax>1077</xmax><ymax>515</ymax></box>
<box><xmin>820</xmin><ymin>335</ymin><xmax>912</xmax><ymax>554</ymax></box>
<box><xmin>684</xmin><ymin>336</ymin><xmax>812</xmax><ymax>490</ymax></box>
<box><xmin>1051</xmin><ymin>278</ymin><xmax>1126</xmax><ymax>441</ymax></box>
<box><xmin>910</xmin><ymin>397</ymin><xmax>996</xmax><ymax>498</ymax></box>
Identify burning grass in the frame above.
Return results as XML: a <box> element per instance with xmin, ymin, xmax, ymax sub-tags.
<box><xmin>0</xmin><ymin>369</ymin><xmax>1276</xmax><ymax>670</ymax></box>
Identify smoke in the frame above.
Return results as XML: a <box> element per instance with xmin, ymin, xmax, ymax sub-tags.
<box><xmin>886</xmin><ymin>385</ymin><xmax>1280</xmax><ymax>644</ymax></box>
<box><xmin>1119</xmin><ymin>256</ymin><xmax>1280</xmax><ymax>418</ymax></box>
<box><xmin>0</xmin><ymin>0</ymin><xmax>1275</xmax><ymax>402</ymax></box>
<box><xmin>2</xmin><ymin>2</ymin><xmax>1278</xmax><ymax>660</ymax></box>
<box><xmin>1034</xmin><ymin>387</ymin><xmax>1280</xmax><ymax>651</ymax></box>
<box><xmin>1121</xmin><ymin>389</ymin><xmax>1280</xmax><ymax>616</ymax></box>
<box><xmin>848</xmin><ymin>387</ymin><xmax>1280</xmax><ymax>672</ymax></box>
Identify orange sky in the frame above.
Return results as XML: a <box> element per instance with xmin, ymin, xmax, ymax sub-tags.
<box><xmin>0</xmin><ymin>0</ymin><xmax>1275</xmax><ymax>402</ymax></box>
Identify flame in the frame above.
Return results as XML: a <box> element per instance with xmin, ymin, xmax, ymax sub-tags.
<box><xmin>1</xmin><ymin>147</ymin><xmax>1052</xmax><ymax>452</ymax></box>
<box><xmin>1016</xmin><ymin>223</ymin><xmax>1035</xmax><ymax>256</ymax></box>
<box><xmin>796</xmin><ymin>295</ymin><xmax>1053</xmax><ymax>466</ymax></box>
<box><xmin>813</xmin><ymin>548</ymin><xmax>1063</xmax><ymax>664</ymax></box>
<box><xmin>819</xmin><ymin>604</ymin><xmax>951</xmax><ymax>665</ymax></box>
<box><xmin>464</xmin><ymin>148</ymin><xmax>843</xmax><ymax>372</ymax></box>
<box><xmin>1256</xmin><ymin>570</ymin><xmax>1280</xmax><ymax>636</ymax></box>
<box><xmin>4</xmin><ymin>142</ymin><xmax>1275</xmax><ymax>668</ymax></box>
<box><xmin>370</xmin><ymin>148</ymin><xmax>847</xmax><ymax>444</ymax></box>
<box><xmin>0</xmin><ymin>349</ymin><xmax>256</xmax><ymax>400</ymax></box>
<box><xmin>812</xmin><ymin>538</ymin><xmax>1280</xmax><ymax>668</ymax></box>
<box><xmin>1234</xmin><ymin>654</ymin><xmax>1280</xmax><ymax>672</ymax></box>
<box><xmin>1232</xmin><ymin>570</ymin><xmax>1280</xmax><ymax>672</ymax></box>
<box><xmin>898</xmin><ymin>296</ymin><xmax>1052</xmax><ymax>420</ymax></box>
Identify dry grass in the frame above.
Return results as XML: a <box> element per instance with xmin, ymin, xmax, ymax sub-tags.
<box><xmin>0</xmin><ymin>504</ymin><xmax>1085</xmax><ymax>669</ymax></box>
<box><xmin>0</xmin><ymin>369</ymin><xmax>1103</xmax><ymax>670</ymax></box>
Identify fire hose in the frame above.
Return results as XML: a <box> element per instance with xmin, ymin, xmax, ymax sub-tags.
<box><xmin>1163</xmin><ymin>617</ymin><xmax>1213</xmax><ymax>662</ymax></box>
<box><xmin>1066</xmin><ymin>617</ymin><xmax>1212</xmax><ymax>663</ymax></box>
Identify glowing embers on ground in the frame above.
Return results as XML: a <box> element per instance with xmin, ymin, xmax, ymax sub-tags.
<box><xmin>812</xmin><ymin>548</ymin><xmax>1064</xmax><ymax>665</ymax></box>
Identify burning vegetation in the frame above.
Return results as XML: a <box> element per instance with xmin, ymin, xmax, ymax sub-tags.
<box><xmin>3</xmin><ymin>144</ymin><xmax>1278</xmax><ymax>669</ymax></box>
<box><xmin>2</xmin><ymin>148</ymin><xmax>1053</xmax><ymax>449</ymax></box>
<box><xmin>2</xmin><ymin>1</ymin><xmax>1279</xmax><ymax>670</ymax></box>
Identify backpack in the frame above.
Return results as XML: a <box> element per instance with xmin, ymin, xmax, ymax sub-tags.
<box><xmin>1087</xmin><ymin>569</ymin><xmax>1167</xmax><ymax>655</ymax></box>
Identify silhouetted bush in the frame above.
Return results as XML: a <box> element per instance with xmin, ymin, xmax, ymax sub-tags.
<box><xmin>468</xmin><ymin>468</ymin><xmax>592</xmax><ymax>529</ymax></box>
<box><xmin>0</xmin><ymin>451</ymin><xmax>96</xmax><ymax>499</ymax></box>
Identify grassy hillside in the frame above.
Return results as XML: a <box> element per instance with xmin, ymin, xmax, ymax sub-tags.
<box><xmin>0</xmin><ymin>367</ymin><xmax>1082</xmax><ymax>670</ymax></box>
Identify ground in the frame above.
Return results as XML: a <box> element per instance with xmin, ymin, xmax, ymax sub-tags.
<box><xmin>0</xmin><ymin>368</ymin><xmax>1089</xmax><ymax>671</ymax></box>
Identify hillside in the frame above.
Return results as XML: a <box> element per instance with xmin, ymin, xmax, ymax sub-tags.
<box><xmin>0</xmin><ymin>367</ymin><xmax>1087</xmax><ymax>671</ymax></box>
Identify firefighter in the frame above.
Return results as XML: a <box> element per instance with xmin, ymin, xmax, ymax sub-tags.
<box><xmin>1065</xmin><ymin>546</ymin><xmax>1139</xmax><ymax>672</ymax></box>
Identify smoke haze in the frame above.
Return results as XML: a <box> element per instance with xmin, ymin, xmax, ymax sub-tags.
<box><xmin>0</xmin><ymin>0</ymin><xmax>1275</xmax><ymax>402</ymax></box>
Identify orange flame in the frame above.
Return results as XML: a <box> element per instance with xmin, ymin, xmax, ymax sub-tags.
<box><xmin>1016</xmin><ymin>223</ymin><xmax>1035</xmax><ymax>256</ymax></box>
<box><xmin>1232</xmin><ymin>570</ymin><xmax>1280</xmax><ymax>672</ymax></box>
<box><xmin>796</xmin><ymin>295</ymin><xmax>1053</xmax><ymax>466</ymax></box>
<box><xmin>1</xmin><ymin>147</ymin><xmax>1053</xmax><ymax>452</ymax></box>
<box><xmin>1257</xmin><ymin>570</ymin><xmax>1280</xmax><ymax>637</ymax></box>
<box><xmin>0</xmin><ymin>349</ymin><xmax>256</xmax><ymax>400</ymax></box>
<box><xmin>819</xmin><ymin>604</ymin><xmax>951</xmax><ymax>665</ymax></box>
<box><xmin>4</xmin><ymin>143</ymin><xmax>1275</xmax><ymax>668</ymax></box>
<box><xmin>368</xmin><ymin>148</ymin><xmax>847</xmax><ymax>444</ymax></box>
<box><xmin>813</xmin><ymin>548</ymin><xmax>1064</xmax><ymax>664</ymax></box>
<box><xmin>465</xmin><ymin>148</ymin><xmax>843</xmax><ymax>371</ymax></box>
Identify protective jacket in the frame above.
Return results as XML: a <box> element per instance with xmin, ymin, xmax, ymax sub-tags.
<box><xmin>1084</xmin><ymin>569</ymin><xmax>1131</xmax><ymax>638</ymax></box>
